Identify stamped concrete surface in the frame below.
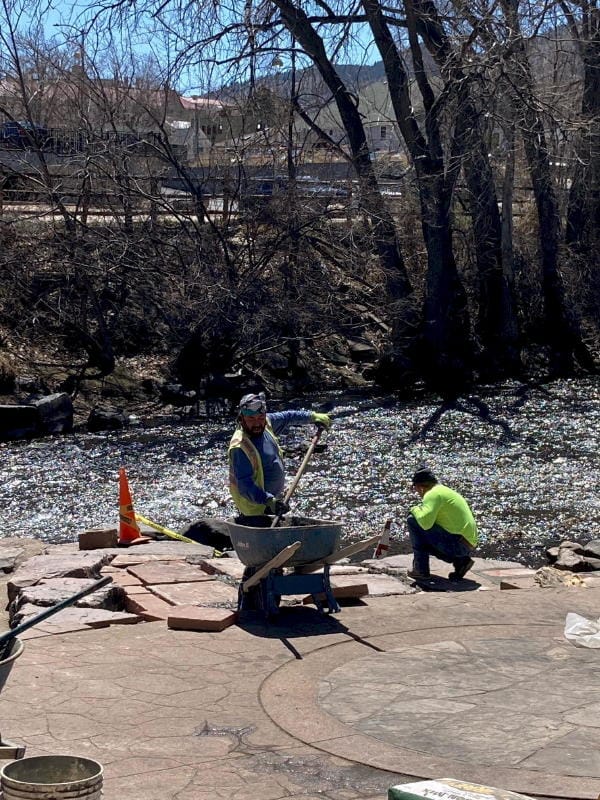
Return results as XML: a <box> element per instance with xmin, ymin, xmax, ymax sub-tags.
<box><xmin>0</xmin><ymin>581</ymin><xmax>599</xmax><ymax>799</ymax></box>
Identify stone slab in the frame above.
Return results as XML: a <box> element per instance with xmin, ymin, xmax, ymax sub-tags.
<box><xmin>126</xmin><ymin>561</ymin><xmax>216</xmax><ymax>585</ymax></box>
<box><xmin>14</xmin><ymin>604</ymin><xmax>139</xmax><ymax>629</ymax></box>
<box><xmin>100</xmin><ymin>567</ymin><xmax>143</xmax><ymax>587</ymax></box>
<box><xmin>121</xmin><ymin>584</ymin><xmax>149</xmax><ymax>595</ymax></box>
<box><xmin>167</xmin><ymin>605</ymin><xmax>238</xmax><ymax>631</ymax></box>
<box><xmin>198</xmin><ymin>558</ymin><xmax>245</xmax><ymax>580</ymax></box>
<box><xmin>7</xmin><ymin>552</ymin><xmax>112</xmax><ymax>602</ymax></box>
<box><xmin>124</xmin><ymin>589</ymin><xmax>174</xmax><ymax>621</ymax></box>
<box><xmin>14</xmin><ymin>577</ymin><xmax>124</xmax><ymax>615</ymax></box>
<box><xmin>79</xmin><ymin>529</ymin><xmax>119</xmax><ymax>550</ymax></box>
<box><xmin>149</xmin><ymin>580</ymin><xmax>237</xmax><ymax>607</ymax></box>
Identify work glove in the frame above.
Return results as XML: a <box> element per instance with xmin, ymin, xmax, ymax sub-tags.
<box><xmin>266</xmin><ymin>496</ymin><xmax>290</xmax><ymax>516</ymax></box>
<box><xmin>311</xmin><ymin>412</ymin><xmax>332</xmax><ymax>429</ymax></box>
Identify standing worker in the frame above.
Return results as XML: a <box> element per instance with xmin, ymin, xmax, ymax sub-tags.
<box><xmin>406</xmin><ymin>467</ymin><xmax>478</xmax><ymax>581</ymax></box>
<box><xmin>228</xmin><ymin>392</ymin><xmax>331</xmax><ymax>518</ymax></box>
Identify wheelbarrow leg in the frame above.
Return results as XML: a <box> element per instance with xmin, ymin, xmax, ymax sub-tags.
<box><xmin>322</xmin><ymin>565</ymin><xmax>340</xmax><ymax>614</ymax></box>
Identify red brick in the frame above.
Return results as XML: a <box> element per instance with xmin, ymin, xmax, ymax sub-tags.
<box><xmin>78</xmin><ymin>529</ymin><xmax>118</xmax><ymax>550</ymax></box>
<box><xmin>167</xmin><ymin>606</ymin><xmax>237</xmax><ymax>632</ymax></box>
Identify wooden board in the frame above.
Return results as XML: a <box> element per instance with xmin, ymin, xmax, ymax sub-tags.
<box><xmin>299</xmin><ymin>534</ymin><xmax>381</xmax><ymax>574</ymax></box>
<box><xmin>242</xmin><ymin>541</ymin><xmax>302</xmax><ymax>591</ymax></box>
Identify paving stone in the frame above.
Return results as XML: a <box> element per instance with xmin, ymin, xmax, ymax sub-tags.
<box><xmin>124</xmin><ymin>589</ymin><xmax>174</xmax><ymax>620</ymax></box>
<box><xmin>167</xmin><ymin>605</ymin><xmax>238</xmax><ymax>632</ymax></box>
<box><xmin>14</xmin><ymin>577</ymin><xmax>124</xmax><ymax>613</ymax></box>
<box><xmin>149</xmin><ymin>580</ymin><xmax>237</xmax><ymax>607</ymax></box>
<box><xmin>100</xmin><ymin>567</ymin><xmax>143</xmax><ymax>587</ymax></box>
<box><xmin>110</xmin><ymin>553</ymin><xmax>185</xmax><ymax>567</ymax></box>
<box><xmin>7</xmin><ymin>552</ymin><xmax>113</xmax><ymax>602</ymax></box>
<box><xmin>79</xmin><ymin>529</ymin><xmax>119</xmax><ymax>550</ymax></box>
<box><xmin>199</xmin><ymin>558</ymin><xmax>245</xmax><ymax>580</ymax></box>
<box><xmin>127</xmin><ymin>561</ymin><xmax>216</xmax><ymax>585</ymax></box>
<box><xmin>122</xmin><ymin>584</ymin><xmax>149</xmax><ymax>595</ymax></box>
<box><xmin>14</xmin><ymin>604</ymin><xmax>139</xmax><ymax>629</ymax></box>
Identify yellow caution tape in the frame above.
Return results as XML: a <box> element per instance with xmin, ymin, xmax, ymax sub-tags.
<box><xmin>134</xmin><ymin>513</ymin><xmax>196</xmax><ymax>544</ymax></box>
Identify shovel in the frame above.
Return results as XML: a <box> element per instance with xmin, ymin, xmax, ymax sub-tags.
<box><xmin>271</xmin><ymin>425</ymin><xmax>325</xmax><ymax>528</ymax></box>
<box><xmin>0</xmin><ymin>575</ymin><xmax>113</xmax><ymax>661</ymax></box>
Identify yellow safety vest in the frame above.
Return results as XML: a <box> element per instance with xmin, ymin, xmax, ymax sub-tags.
<box><xmin>228</xmin><ymin>421</ymin><xmax>283</xmax><ymax>516</ymax></box>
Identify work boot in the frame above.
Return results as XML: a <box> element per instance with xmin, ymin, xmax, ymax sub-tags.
<box><xmin>407</xmin><ymin>569</ymin><xmax>431</xmax><ymax>580</ymax></box>
<box><xmin>448</xmin><ymin>557</ymin><xmax>474</xmax><ymax>582</ymax></box>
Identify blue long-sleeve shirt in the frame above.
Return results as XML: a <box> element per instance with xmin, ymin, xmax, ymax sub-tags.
<box><xmin>231</xmin><ymin>410</ymin><xmax>314</xmax><ymax>506</ymax></box>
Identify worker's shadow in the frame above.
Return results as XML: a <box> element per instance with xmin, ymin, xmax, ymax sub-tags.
<box><xmin>411</xmin><ymin>576</ymin><xmax>481</xmax><ymax>592</ymax></box>
<box><xmin>236</xmin><ymin>602</ymin><xmax>377</xmax><ymax>660</ymax></box>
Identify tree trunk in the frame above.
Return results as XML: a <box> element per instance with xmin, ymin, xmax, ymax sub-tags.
<box><xmin>501</xmin><ymin>0</ymin><xmax>595</xmax><ymax>374</ymax></box>
<box><xmin>566</xmin><ymin>8</ymin><xmax>600</xmax><ymax>254</ymax></box>
<box><xmin>271</xmin><ymin>0</ymin><xmax>417</xmax><ymax>381</ymax></box>
<box><xmin>363</xmin><ymin>0</ymin><xmax>473</xmax><ymax>392</ymax></box>
<box><xmin>413</xmin><ymin>0</ymin><xmax>520</xmax><ymax>378</ymax></box>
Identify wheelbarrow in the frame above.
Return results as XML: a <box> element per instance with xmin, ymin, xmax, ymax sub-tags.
<box><xmin>226</xmin><ymin>515</ymin><xmax>380</xmax><ymax>619</ymax></box>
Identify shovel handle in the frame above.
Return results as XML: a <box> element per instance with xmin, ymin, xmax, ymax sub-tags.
<box><xmin>271</xmin><ymin>426</ymin><xmax>324</xmax><ymax>529</ymax></box>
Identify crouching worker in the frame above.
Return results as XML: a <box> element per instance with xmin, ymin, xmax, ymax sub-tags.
<box><xmin>228</xmin><ymin>392</ymin><xmax>331</xmax><ymax>520</ymax></box>
<box><xmin>407</xmin><ymin>468</ymin><xmax>478</xmax><ymax>581</ymax></box>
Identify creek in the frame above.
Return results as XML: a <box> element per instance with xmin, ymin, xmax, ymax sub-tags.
<box><xmin>1</xmin><ymin>378</ymin><xmax>598</xmax><ymax>567</ymax></box>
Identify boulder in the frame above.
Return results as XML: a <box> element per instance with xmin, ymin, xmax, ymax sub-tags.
<box><xmin>558</xmin><ymin>540</ymin><xmax>586</xmax><ymax>554</ymax></box>
<box><xmin>347</xmin><ymin>338</ymin><xmax>378</xmax><ymax>363</ymax></box>
<box><xmin>87</xmin><ymin>407</ymin><xmax>129</xmax><ymax>432</ymax></box>
<box><xmin>29</xmin><ymin>393</ymin><xmax>73</xmax><ymax>434</ymax></box>
<box><xmin>583</xmin><ymin>540</ymin><xmax>600</xmax><ymax>559</ymax></box>
<box><xmin>0</xmin><ymin>547</ymin><xmax>26</xmax><ymax>573</ymax></box>
<box><xmin>554</xmin><ymin>548</ymin><xmax>587</xmax><ymax>571</ymax></box>
<box><xmin>0</xmin><ymin>404</ymin><xmax>40</xmax><ymax>440</ymax></box>
<box><xmin>179</xmin><ymin>518</ymin><xmax>233</xmax><ymax>552</ymax></box>
<box><xmin>535</xmin><ymin>566</ymin><xmax>585</xmax><ymax>588</ymax></box>
<box><xmin>545</xmin><ymin>546</ymin><xmax>560</xmax><ymax>563</ymax></box>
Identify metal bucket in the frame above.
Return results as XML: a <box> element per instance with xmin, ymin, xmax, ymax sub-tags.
<box><xmin>226</xmin><ymin>515</ymin><xmax>342</xmax><ymax>567</ymax></box>
<box><xmin>0</xmin><ymin>638</ymin><xmax>24</xmax><ymax>693</ymax></box>
<box><xmin>0</xmin><ymin>755</ymin><xmax>103</xmax><ymax>799</ymax></box>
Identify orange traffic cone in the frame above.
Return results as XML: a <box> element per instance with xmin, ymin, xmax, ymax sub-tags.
<box><xmin>118</xmin><ymin>468</ymin><xmax>151</xmax><ymax>546</ymax></box>
<box><xmin>373</xmin><ymin>519</ymin><xmax>392</xmax><ymax>559</ymax></box>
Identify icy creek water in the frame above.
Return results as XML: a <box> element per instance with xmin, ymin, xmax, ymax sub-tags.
<box><xmin>1</xmin><ymin>378</ymin><xmax>598</xmax><ymax>567</ymax></box>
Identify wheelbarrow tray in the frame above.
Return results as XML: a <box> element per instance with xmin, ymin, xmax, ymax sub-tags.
<box><xmin>226</xmin><ymin>515</ymin><xmax>342</xmax><ymax>567</ymax></box>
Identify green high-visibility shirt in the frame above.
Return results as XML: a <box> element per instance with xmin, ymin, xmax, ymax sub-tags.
<box><xmin>410</xmin><ymin>483</ymin><xmax>478</xmax><ymax>546</ymax></box>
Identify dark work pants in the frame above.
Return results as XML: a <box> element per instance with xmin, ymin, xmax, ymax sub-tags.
<box><xmin>407</xmin><ymin>515</ymin><xmax>472</xmax><ymax>576</ymax></box>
